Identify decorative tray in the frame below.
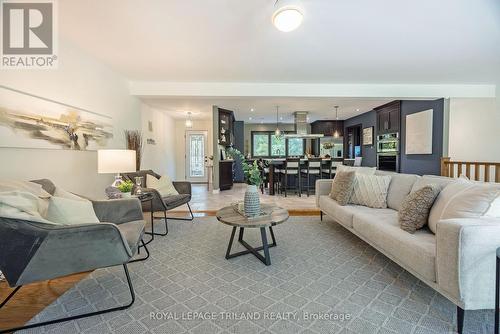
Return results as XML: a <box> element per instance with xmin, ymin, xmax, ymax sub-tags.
<box><xmin>231</xmin><ymin>202</ymin><xmax>270</xmax><ymax>219</ymax></box>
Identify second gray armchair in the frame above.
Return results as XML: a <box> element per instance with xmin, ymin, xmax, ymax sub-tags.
<box><xmin>123</xmin><ymin>170</ymin><xmax>194</xmax><ymax>236</ymax></box>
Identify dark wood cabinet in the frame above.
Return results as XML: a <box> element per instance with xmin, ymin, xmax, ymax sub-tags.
<box><xmin>218</xmin><ymin>108</ymin><xmax>234</xmax><ymax>147</ymax></box>
<box><xmin>311</xmin><ymin>120</ymin><xmax>344</xmax><ymax>137</ymax></box>
<box><xmin>219</xmin><ymin>160</ymin><xmax>234</xmax><ymax>190</ymax></box>
<box><xmin>376</xmin><ymin>101</ymin><xmax>400</xmax><ymax>134</ymax></box>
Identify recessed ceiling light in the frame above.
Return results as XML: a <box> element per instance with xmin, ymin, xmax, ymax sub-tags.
<box><xmin>272</xmin><ymin>6</ymin><xmax>303</xmax><ymax>32</ymax></box>
<box><xmin>250</xmin><ymin>108</ymin><xmax>254</xmax><ymax>112</ymax></box>
<box><xmin>356</xmin><ymin>109</ymin><xmax>360</xmax><ymax>112</ymax></box>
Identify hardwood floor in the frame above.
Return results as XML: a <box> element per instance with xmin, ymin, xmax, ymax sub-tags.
<box><xmin>0</xmin><ymin>185</ymin><xmax>319</xmax><ymax>331</ymax></box>
<box><xmin>0</xmin><ymin>272</ymin><xmax>89</xmax><ymax>331</ymax></box>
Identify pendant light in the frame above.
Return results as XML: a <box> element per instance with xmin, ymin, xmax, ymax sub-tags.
<box><xmin>333</xmin><ymin>106</ymin><xmax>340</xmax><ymax>138</ymax></box>
<box><xmin>275</xmin><ymin>106</ymin><xmax>282</xmax><ymax>137</ymax></box>
<box><xmin>185</xmin><ymin>112</ymin><xmax>193</xmax><ymax>128</ymax></box>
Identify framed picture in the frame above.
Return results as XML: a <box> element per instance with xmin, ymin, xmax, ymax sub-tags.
<box><xmin>406</xmin><ymin>109</ymin><xmax>433</xmax><ymax>155</ymax></box>
<box><xmin>362</xmin><ymin>126</ymin><xmax>374</xmax><ymax>146</ymax></box>
<box><xmin>0</xmin><ymin>85</ymin><xmax>113</xmax><ymax>151</ymax></box>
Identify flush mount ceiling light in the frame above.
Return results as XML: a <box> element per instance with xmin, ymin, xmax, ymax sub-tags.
<box><xmin>272</xmin><ymin>1</ymin><xmax>303</xmax><ymax>32</ymax></box>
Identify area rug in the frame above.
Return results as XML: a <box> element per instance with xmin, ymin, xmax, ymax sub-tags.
<box><xmin>21</xmin><ymin>216</ymin><xmax>492</xmax><ymax>334</ymax></box>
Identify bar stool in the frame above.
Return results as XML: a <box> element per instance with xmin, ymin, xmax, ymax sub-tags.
<box><xmin>301</xmin><ymin>158</ymin><xmax>322</xmax><ymax>196</ymax></box>
<box><xmin>279</xmin><ymin>158</ymin><xmax>301</xmax><ymax>197</ymax></box>
<box><xmin>331</xmin><ymin>160</ymin><xmax>343</xmax><ymax>178</ymax></box>
<box><xmin>321</xmin><ymin>160</ymin><xmax>333</xmax><ymax>179</ymax></box>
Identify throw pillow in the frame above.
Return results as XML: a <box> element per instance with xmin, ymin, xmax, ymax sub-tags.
<box><xmin>46</xmin><ymin>196</ymin><xmax>100</xmax><ymax>225</ymax></box>
<box><xmin>399</xmin><ymin>184</ymin><xmax>441</xmax><ymax>233</ymax></box>
<box><xmin>349</xmin><ymin>174</ymin><xmax>392</xmax><ymax>208</ymax></box>
<box><xmin>428</xmin><ymin>179</ymin><xmax>500</xmax><ymax>234</ymax></box>
<box><xmin>329</xmin><ymin>171</ymin><xmax>356</xmax><ymax>205</ymax></box>
<box><xmin>147</xmin><ymin>174</ymin><xmax>179</xmax><ymax>197</ymax></box>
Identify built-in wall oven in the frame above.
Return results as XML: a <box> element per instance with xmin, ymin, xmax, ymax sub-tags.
<box><xmin>377</xmin><ymin>133</ymin><xmax>399</xmax><ymax>172</ymax></box>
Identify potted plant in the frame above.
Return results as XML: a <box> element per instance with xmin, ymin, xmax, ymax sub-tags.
<box><xmin>117</xmin><ymin>180</ymin><xmax>134</xmax><ymax>197</ymax></box>
<box><xmin>227</xmin><ymin>148</ymin><xmax>264</xmax><ymax>216</ymax></box>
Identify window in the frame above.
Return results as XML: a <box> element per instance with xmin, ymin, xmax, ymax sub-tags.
<box><xmin>287</xmin><ymin>138</ymin><xmax>304</xmax><ymax>157</ymax></box>
<box><xmin>252</xmin><ymin>133</ymin><xmax>269</xmax><ymax>157</ymax></box>
<box><xmin>251</xmin><ymin>131</ymin><xmax>305</xmax><ymax>157</ymax></box>
<box><xmin>270</xmin><ymin>135</ymin><xmax>285</xmax><ymax>157</ymax></box>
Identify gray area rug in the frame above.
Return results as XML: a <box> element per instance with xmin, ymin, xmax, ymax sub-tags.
<box><xmin>20</xmin><ymin>216</ymin><xmax>492</xmax><ymax>334</ymax></box>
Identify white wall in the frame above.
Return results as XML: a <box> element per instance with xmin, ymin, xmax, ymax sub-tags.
<box><xmin>174</xmin><ymin>118</ymin><xmax>213</xmax><ymax>181</ymax></box>
<box><xmin>0</xmin><ymin>39</ymin><xmax>141</xmax><ymax>198</ymax></box>
<box><xmin>448</xmin><ymin>98</ymin><xmax>500</xmax><ymax>161</ymax></box>
<box><xmin>140</xmin><ymin>105</ymin><xmax>176</xmax><ymax>177</ymax></box>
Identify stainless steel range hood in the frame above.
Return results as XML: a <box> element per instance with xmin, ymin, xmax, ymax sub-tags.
<box><xmin>284</xmin><ymin>111</ymin><xmax>324</xmax><ymax>138</ymax></box>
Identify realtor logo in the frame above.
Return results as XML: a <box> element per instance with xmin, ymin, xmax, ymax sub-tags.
<box><xmin>1</xmin><ymin>0</ymin><xmax>58</xmax><ymax>68</ymax></box>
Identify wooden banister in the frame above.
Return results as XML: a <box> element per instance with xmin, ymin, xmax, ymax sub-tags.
<box><xmin>440</xmin><ymin>157</ymin><xmax>500</xmax><ymax>183</ymax></box>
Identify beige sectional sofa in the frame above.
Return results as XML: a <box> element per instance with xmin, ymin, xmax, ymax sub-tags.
<box><xmin>316</xmin><ymin>171</ymin><xmax>500</xmax><ymax>334</ymax></box>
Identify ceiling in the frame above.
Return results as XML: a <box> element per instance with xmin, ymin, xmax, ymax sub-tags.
<box><xmin>141</xmin><ymin>96</ymin><xmax>391</xmax><ymax>122</ymax></box>
<box><xmin>59</xmin><ymin>0</ymin><xmax>500</xmax><ymax>84</ymax></box>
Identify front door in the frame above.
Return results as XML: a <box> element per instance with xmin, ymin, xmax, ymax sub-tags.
<box><xmin>185</xmin><ymin>130</ymin><xmax>208</xmax><ymax>182</ymax></box>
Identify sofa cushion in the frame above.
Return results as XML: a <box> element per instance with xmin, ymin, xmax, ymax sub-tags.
<box><xmin>386</xmin><ymin>174</ymin><xmax>420</xmax><ymax>211</ymax></box>
<box><xmin>349</xmin><ymin>174</ymin><xmax>392</xmax><ymax>208</ymax></box>
<box><xmin>319</xmin><ymin>195</ymin><xmax>395</xmax><ymax>229</ymax></box>
<box><xmin>411</xmin><ymin>175</ymin><xmax>455</xmax><ymax>193</ymax></box>
<box><xmin>163</xmin><ymin>194</ymin><xmax>191</xmax><ymax>209</ymax></box>
<box><xmin>337</xmin><ymin>165</ymin><xmax>376</xmax><ymax>175</ymax></box>
<box><xmin>353</xmin><ymin>210</ymin><xmax>436</xmax><ymax>282</ymax></box>
<box><xmin>428</xmin><ymin>178</ymin><xmax>500</xmax><ymax>234</ymax></box>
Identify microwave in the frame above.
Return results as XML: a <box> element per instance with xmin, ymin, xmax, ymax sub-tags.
<box><xmin>377</xmin><ymin>133</ymin><xmax>399</xmax><ymax>153</ymax></box>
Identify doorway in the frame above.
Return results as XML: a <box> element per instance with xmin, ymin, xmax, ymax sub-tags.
<box><xmin>345</xmin><ymin>124</ymin><xmax>362</xmax><ymax>159</ymax></box>
<box><xmin>185</xmin><ymin>130</ymin><xmax>208</xmax><ymax>182</ymax></box>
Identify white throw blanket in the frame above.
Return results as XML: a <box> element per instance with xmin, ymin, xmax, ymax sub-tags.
<box><xmin>0</xmin><ymin>190</ymin><xmax>54</xmax><ymax>224</ymax></box>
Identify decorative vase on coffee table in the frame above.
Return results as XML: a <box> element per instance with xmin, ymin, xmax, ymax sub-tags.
<box><xmin>244</xmin><ymin>184</ymin><xmax>260</xmax><ymax>217</ymax></box>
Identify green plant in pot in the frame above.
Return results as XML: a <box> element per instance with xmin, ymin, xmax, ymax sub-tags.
<box><xmin>117</xmin><ymin>180</ymin><xmax>134</xmax><ymax>197</ymax></box>
<box><xmin>227</xmin><ymin>148</ymin><xmax>264</xmax><ymax>216</ymax></box>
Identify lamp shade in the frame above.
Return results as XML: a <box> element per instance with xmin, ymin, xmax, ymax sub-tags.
<box><xmin>97</xmin><ymin>149</ymin><xmax>136</xmax><ymax>174</ymax></box>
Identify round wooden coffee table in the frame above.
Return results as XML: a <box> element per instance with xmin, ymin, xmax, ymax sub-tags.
<box><xmin>216</xmin><ymin>204</ymin><xmax>289</xmax><ymax>266</ymax></box>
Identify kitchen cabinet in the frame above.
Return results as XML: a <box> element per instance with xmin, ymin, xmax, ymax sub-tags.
<box><xmin>310</xmin><ymin>120</ymin><xmax>344</xmax><ymax>137</ymax></box>
<box><xmin>376</xmin><ymin>101</ymin><xmax>400</xmax><ymax>134</ymax></box>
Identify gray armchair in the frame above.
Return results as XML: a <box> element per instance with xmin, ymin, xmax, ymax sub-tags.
<box><xmin>0</xmin><ymin>179</ymin><xmax>147</xmax><ymax>333</ymax></box>
<box><xmin>123</xmin><ymin>170</ymin><xmax>194</xmax><ymax>236</ymax></box>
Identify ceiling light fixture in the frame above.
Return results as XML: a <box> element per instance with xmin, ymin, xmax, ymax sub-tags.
<box><xmin>272</xmin><ymin>1</ymin><xmax>303</xmax><ymax>32</ymax></box>
<box><xmin>185</xmin><ymin>112</ymin><xmax>193</xmax><ymax>128</ymax></box>
<box><xmin>333</xmin><ymin>106</ymin><xmax>340</xmax><ymax>138</ymax></box>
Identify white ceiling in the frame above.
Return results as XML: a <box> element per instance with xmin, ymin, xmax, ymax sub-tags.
<box><xmin>141</xmin><ymin>96</ymin><xmax>391</xmax><ymax>122</ymax></box>
<box><xmin>60</xmin><ymin>0</ymin><xmax>500</xmax><ymax>84</ymax></box>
